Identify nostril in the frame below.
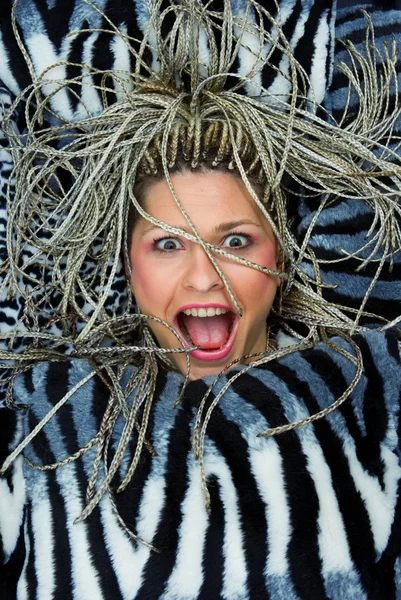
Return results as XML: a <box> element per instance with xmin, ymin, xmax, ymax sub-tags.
<box><xmin>184</xmin><ymin>269</ymin><xmax>224</xmax><ymax>291</ymax></box>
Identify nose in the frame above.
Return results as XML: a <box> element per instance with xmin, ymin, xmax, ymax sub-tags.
<box><xmin>183</xmin><ymin>244</ymin><xmax>224</xmax><ymax>293</ymax></box>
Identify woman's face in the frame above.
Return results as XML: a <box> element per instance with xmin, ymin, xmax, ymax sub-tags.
<box><xmin>129</xmin><ymin>171</ymin><xmax>279</xmax><ymax>379</ymax></box>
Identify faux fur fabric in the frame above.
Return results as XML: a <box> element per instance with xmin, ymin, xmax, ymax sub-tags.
<box><xmin>0</xmin><ymin>3</ymin><xmax>401</xmax><ymax>598</ymax></box>
<box><xmin>0</xmin><ymin>0</ymin><xmax>335</xmax><ymax>110</ymax></box>
<box><xmin>1</xmin><ymin>329</ymin><xmax>400</xmax><ymax>599</ymax></box>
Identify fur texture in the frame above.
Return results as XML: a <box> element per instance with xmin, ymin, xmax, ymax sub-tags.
<box><xmin>1</xmin><ymin>3</ymin><xmax>401</xmax><ymax>598</ymax></box>
<box><xmin>1</xmin><ymin>330</ymin><xmax>401</xmax><ymax>599</ymax></box>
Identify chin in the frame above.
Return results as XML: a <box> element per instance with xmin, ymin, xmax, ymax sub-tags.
<box><xmin>175</xmin><ymin>338</ymin><xmax>265</xmax><ymax>380</ymax></box>
<box><xmin>186</xmin><ymin>359</ymin><xmax>235</xmax><ymax>380</ymax></box>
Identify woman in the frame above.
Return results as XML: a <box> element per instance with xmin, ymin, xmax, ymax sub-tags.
<box><xmin>1</xmin><ymin>0</ymin><xmax>401</xmax><ymax>598</ymax></box>
<box><xmin>128</xmin><ymin>169</ymin><xmax>282</xmax><ymax>380</ymax></box>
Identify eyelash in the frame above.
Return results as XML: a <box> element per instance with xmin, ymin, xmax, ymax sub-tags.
<box><xmin>152</xmin><ymin>236</ymin><xmax>184</xmax><ymax>254</ymax></box>
<box><xmin>152</xmin><ymin>231</ymin><xmax>253</xmax><ymax>254</ymax></box>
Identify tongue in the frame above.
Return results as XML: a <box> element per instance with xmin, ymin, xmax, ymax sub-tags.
<box><xmin>181</xmin><ymin>314</ymin><xmax>232</xmax><ymax>350</ymax></box>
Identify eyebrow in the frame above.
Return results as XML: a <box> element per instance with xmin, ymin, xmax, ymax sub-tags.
<box><xmin>141</xmin><ymin>219</ymin><xmax>262</xmax><ymax>235</ymax></box>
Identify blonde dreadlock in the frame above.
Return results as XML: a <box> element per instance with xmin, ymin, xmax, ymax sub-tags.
<box><xmin>1</xmin><ymin>0</ymin><xmax>401</xmax><ymax>530</ymax></box>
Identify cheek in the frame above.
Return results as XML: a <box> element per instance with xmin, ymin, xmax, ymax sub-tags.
<box><xmin>129</xmin><ymin>247</ymin><xmax>182</xmax><ymax>348</ymax></box>
<box><xmin>129</xmin><ymin>249</ymin><xmax>161</xmax><ymax>310</ymax></box>
<box><xmin>225</xmin><ymin>242</ymin><xmax>278</xmax><ymax>310</ymax></box>
<box><xmin>227</xmin><ymin>242</ymin><xmax>277</xmax><ymax>283</ymax></box>
<box><xmin>254</xmin><ymin>245</ymin><xmax>279</xmax><ymax>304</ymax></box>
<box><xmin>129</xmin><ymin>246</ymin><xmax>179</xmax><ymax>316</ymax></box>
<box><xmin>258</xmin><ymin>238</ymin><xmax>279</xmax><ymax>269</ymax></box>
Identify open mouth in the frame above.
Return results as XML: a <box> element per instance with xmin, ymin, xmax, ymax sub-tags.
<box><xmin>174</xmin><ymin>305</ymin><xmax>239</xmax><ymax>362</ymax></box>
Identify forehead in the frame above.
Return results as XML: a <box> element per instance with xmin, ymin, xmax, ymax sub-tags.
<box><xmin>138</xmin><ymin>171</ymin><xmax>266</xmax><ymax>226</ymax></box>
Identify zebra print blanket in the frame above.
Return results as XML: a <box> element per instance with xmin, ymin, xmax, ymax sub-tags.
<box><xmin>1</xmin><ymin>329</ymin><xmax>400</xmax><ymax>599</ymax></box>
<box><xmin>1</xmin><ymin>1</ymin><xmax>401</xmax><ymax>599</ymax></box>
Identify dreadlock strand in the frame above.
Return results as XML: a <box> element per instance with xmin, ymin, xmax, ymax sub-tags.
<box><xmin>2</xmin><ymin>0</ymin><xmax>401</xmax><ymax>536</ymax></box>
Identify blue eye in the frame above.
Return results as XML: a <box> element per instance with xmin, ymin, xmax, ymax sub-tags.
<box><xmin>223</xmin><ymin>234</ymin><xmax>250</xmax><ymax>249</ymax></box>
<box><xmin>155</xmin><ymin>237</ymin><xmax>182</xmax><ymax>251</ymax></box>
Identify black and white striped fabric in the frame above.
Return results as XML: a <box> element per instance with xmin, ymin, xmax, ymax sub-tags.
<box><xmin>0</xmin><ymin>0</ymin><xmax>336</xmax><ymax>114</ymax></box>
<box><xmin>1</xmin><ymin>329</ymin><xmax>401</xmax><ymax>599</ymax></box>
<box><xmin>295</xmin><ymin>5</ymin><xmax>401</xmax><ymax>328</ymax></box>
<box><xmin>1</xmin><ymin>2</ymin><xmax>401</xmax><ymax>599</ymax></box>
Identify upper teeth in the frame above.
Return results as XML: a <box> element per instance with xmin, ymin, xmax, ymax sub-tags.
<box><xmin>182</xmin><ymin>307</ymin><xmax>228</xmax><ymax>317</ymax></box>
